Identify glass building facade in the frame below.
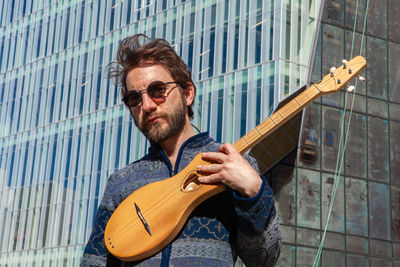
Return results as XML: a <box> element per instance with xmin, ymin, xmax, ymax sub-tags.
<box><xmin>273</xmin><ymin>0</ymin><xmax>400</xmax><ymax>265</ymax></box>
<box><xmin>7</xmin><ymin>0</ymin><xmax>400</xmax><ymax>266</ymax></box>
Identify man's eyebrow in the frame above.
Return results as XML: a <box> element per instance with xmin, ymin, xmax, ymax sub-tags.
<box><xmin>126</xmin><ymin>85</ymin><xmax>141</xmax><ymax>91</ymax></box>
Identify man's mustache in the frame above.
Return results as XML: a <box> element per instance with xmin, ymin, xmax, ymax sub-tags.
<box><xmin>142</xmin><ymin>112</ymin><xmax>166</xmax><ymax>122</ymax></box>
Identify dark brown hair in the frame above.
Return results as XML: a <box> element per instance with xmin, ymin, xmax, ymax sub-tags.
<box><xmin>108</xmin><ymin>34</ymin><xmax>195</xmax><ymax>119</ymax></box>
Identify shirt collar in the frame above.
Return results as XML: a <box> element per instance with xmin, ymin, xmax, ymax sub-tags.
<box><xmin>148</xmin><ymin>132</ymin><xmax>211</xmax><ymax>155</ymax></box>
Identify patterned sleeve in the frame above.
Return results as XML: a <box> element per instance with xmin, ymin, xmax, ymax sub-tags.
<box><xmin>80</xmin><ymin>176</ymin><xmax>117</xmax><ymax>267</ymax></box>
<box><xmin>232</xmin><ymin>156</ymin><xmax>281</xmax><ymax>267</ymax></box>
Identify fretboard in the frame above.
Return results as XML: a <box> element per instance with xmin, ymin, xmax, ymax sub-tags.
<box><xmin>233</xmin><ymin>83</ymin><xmax>322</xmax><ymax>154</ymax></box>
<box><xmin>232</xmin><ymin>55</ymin><xmax>367</xmax><ymax>154</ymax></box>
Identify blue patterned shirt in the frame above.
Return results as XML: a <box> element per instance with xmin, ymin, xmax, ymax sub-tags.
<box><xmin>81</xmin><ymin>133</ymin><xmax>281</xmax><ymax>266</ymax></box>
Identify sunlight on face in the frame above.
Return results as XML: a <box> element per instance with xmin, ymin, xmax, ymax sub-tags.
<box><xmin>125</xmin><ymin>65</ymin><xmax>188</xmax><ymax>144</ymax></box>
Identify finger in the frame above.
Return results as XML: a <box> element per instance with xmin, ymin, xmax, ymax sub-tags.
<box><xmin>201</xmin><ymin>152</ymin><xmax>227</xmax><ymax>164</ymax></box>
<box><xmin>197</xmin><ymin>164</ymin><xmax>223</xmax><ymax>173</ymax></box>
<box><xmin>198</xmin><ymin>173</ymin><xmax>221</xmax><ymax>184</ymax></box>
<box><xmin>219</xmin><ymin>143</ymin><xmax>239</xmax><ymax>155</ymax></box>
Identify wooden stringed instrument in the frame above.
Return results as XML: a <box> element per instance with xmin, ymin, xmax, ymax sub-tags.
<box><xmin>104</xmin><ymin>56</ymin><xmax>367</xmax><ymax>261</ymax></box>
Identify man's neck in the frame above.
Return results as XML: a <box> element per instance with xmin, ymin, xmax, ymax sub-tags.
<box><xmin>159</xmin><ymin>119</ymin><xmax>196</xmax><ymax>168</ymax></box>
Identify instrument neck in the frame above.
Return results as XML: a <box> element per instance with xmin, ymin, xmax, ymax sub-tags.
<box><xmin>233</xmin><ymin>84</ymin><xmax>322</xmax><ymax>154</ymax></box>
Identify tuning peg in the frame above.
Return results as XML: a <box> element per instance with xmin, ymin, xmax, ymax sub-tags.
<box><xmin>342</xmin><ymin>59</ymin><xmax>348</xmax><ymax>68</ymax></box>
<box><xmin>347</xmin><ymin>85</ymin><xmax>355</xmax><ymax>92</ymax></box>
<box><xmin>358</xmin><ymin>76</ymin><xmax>366</xmax><ymax>82</ymax></box>
<box><xmin>330</xmin><ymin>67</ymin><xmax>336</xmax><ymax>76</ymax></box>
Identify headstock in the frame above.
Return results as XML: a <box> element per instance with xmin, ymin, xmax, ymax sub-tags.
<box><xmin>316</xmin><ymin>56</ymin><xmax>367</xmax><ymax>93</ymax></box>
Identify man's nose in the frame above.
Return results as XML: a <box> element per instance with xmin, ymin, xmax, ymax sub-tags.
<box><xmin>141</xmin><ymin>92</ymin><xmax>157</xmax><ymax>112</ymax></box>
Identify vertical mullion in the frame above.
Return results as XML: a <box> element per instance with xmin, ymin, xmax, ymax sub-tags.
<box><xmin>289</xmin><ymin>0</ymin><xmax>299</xmax><ymax>95</ymax></box>
<box><xmin>11</xmin><ymin>70</ymin><xmax>22</xmax><ymax>134</ymax></box>
<box><xmin>118</xmin><ymin>112</ymin><xmax>129</xmax><ymax>170</ymax></box>
<box><xmin>54</xmin><ymin>53</ymin><xmax>66</xmax><ymax>122</ymax></box>
<box><xmin>237</xmin><ymin>0</ymin><xmax>248</xmax><ymax>69</ymax></box>
<box><xmin>47</xmin><ymin>9</ymin><xmax>56</xmax><ymax>55</ymax></box>
<box><xmin>1</xmin><ymin>148</ymin><xmax>14</xmax><ymax>252</ymax></box>
<box><xmin>209</xmin><ymin>78</ymin><xmax>219</xmax><ymax>138</ymax></box>
<box><xmin>0</xmin><ymin>75</ymin><xmax>9</xmax><ymax>133</ymax></box>
<box><xmin>213</xmin><ymin>0</ymin><xmax>225</xmax><ymax>76</ymax></box>
<box><xmin>201</xmin><ymin>3</ymin><xmax>211</xmax><ymax>81</ymax></box>
<box><xmin>246</xmin><ymin>67</ymin><xmax>257</xmax><ymax>132</ymax></box>
<box><xmin>52</xmin><ymin>2</ymin><xmax>65</xmax><ymax>53</ymax></box>
<box><xmin>39</xmin><ymin>59</ymin><xmax>51</xmax><ymax>127</ymax></box>
<box><xmin>221</xmin><ymin>73</ymin><xmax>232</xmax><ymax>143</ymax></box>
<box><xmin>39</xmin><ymin>8</ymin><xmax>49</xmax><ymax>58</ymax></box>
<box><xmin>233</xmin><ymin>71</ymin><xmax>243</xmax><ymax>142</ymax></box>
<box><xmin>61</xmin><ymin>51</ymin><xmax>72</xmax><ymax>121</ymax></box>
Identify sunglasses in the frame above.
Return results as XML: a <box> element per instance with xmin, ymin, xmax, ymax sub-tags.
<box><xmin>122</xmin><ymin>80</ymin><xmax>178</xmax><ymax>107</ymax></box>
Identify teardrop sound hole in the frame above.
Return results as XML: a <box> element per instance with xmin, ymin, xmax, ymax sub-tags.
<box><xmin>182</xmin><ymin>172</ymin><xmax>201</xmax><ymax>192</ymax></box>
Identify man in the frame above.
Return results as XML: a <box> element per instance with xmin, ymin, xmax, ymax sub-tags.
<box><xmin>81</xmin><ymin>34</ymin><xmax>281</xmax><ymax>266</ymax></box>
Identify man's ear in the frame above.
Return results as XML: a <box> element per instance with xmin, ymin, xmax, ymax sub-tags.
<box><xmin>183</xmin><ymin>82</ymin><xmax>195</xmax><ymax>106</ymax></box>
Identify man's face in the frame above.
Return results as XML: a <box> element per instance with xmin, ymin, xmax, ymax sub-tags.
<box><xmin>125</xmin><ymin>64</ymin><xmax>189</xmax><ymax>144</ymax></box>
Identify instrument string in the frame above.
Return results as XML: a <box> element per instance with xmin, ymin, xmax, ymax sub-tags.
<box><xmin>312</xmin><ymin>0</ymin><xmax>369</xmax><ymax>265</ymax></box>
<box><xmin>110</xmin><ymin>159</ymin><xmax>220</xmax><ymax>241</ymax></box>
<box><xmin>110</xmin><ymin>175</ymin><xmax>184</xmax><ymax>240</ymax></box>
<box><xmin>109</xmin><ymin>69</ymin><xmax>355</xmax><ymax>243</ymax></box>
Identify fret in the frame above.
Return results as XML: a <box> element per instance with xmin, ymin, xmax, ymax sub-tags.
<box><xmin>254</xmin><ymin>126</ymin><xmax>262</xmax><ymax>135</ymax></box>
<box><xmin>296</xmin><ymin>85</ymin><xmax>321</xmax><ymax>106</ymax></box>
<box><xmin>233</xmin><ymin>138</ymin><xmax>248</xmax><ymax>153</ymax></box>
<box><xmin>231</xmin><ymin>56</ymin><xmax>366</xmax><ymax>155</ymax></box>
<box><xmin>105</xmin><ymin>56</ymin><xmax>367</xmax><ymax>262</ymax></box>
<box><xmin>276</xmin><ymin>111</ymin><xmax>285</xmax><ymax>119</ymax></box>
<box><xmin>233</xmin><ymin>87</ymin><xmax>320</xmax><ymax>154</ymax></box>
<box><xmin>242</xmin><ymin>136</ymin><xmax>250</xmax><ymax>145</ymax></box>
<box><xmin>256</xmin><ymin>118</ymin><xmax>276</xmax><ymax>136</ymax></box>
<box><xmin>293</xmin><ymin>98</ymin><xmax>301</xmax><ymax>106</ymax></box>
<box><xmin>277</xmin><ymin>100</ymin><xmax>301</xmax><ymax>119</ymax></box>
<box><xmin>243</xmin><ymin>128</ymin><xmax>263</xmax><ymax>144</ymax></box>
<box><xmin>269</xmin><ymin>112</ymin><xmax>284</xmax><ymax>124</ymax></box>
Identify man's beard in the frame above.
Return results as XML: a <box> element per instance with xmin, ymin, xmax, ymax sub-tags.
<box><xmin>133</xmin><ymin>99</ymin><xmax>187</xmax><ymax>145</ymax></box>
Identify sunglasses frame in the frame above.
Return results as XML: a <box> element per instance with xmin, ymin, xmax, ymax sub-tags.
<box><xmin>122</xmin><ymin>81</ymin><xmax>178</xmax><ymax>107</ymax></box>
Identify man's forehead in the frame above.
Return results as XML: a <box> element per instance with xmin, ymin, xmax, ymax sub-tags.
<box><xmin>126</xmin><ymin>64</ymin><xmax>172</xmax><ymax>90</ymax></box>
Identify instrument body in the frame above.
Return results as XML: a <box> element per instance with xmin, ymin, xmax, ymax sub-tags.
<box><xmin>105</xmin><ymin>153</ymin><xmax>225</xmax><ymax>261</ymax></box>
<box><xmin>105</xmin><ymin>56</ymin><xmax>367</xmax><ymax>261</ymax></box>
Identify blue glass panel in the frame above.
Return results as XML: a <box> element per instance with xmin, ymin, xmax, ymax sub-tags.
<box><xmin>297</xmin><ymin>168</ymin><xmax>320</xmax><ymax>229</ymax></box>
<box><xmin>240</xmin><ymin>83</ymin><xmax>247</xmax><ymax>137</ymax></box>
<box><xmin>393</xmin><ymin>186</ymin><xmax>400</xmax><ymax>242</ymax></box>
<box><xmin>233</xmin><ymin>23</ymin><xmax>239</xmax><ymax>70</ymax></box>
<box><xmin>80</xmin><ymin>4</ymin><xmax>86</xmax><ymax>43</ymax></box>
<box><xmin>367</xmin><ymin>36</ymin><xmax>388</xmax><ymax>100</ymax></box>
<box><xmin>97</xmin><ymin>125</ymin><xmax>105</xmax><ymax>172</ymax></box>
<box><xmin>216</xmin><ymin>88</ymin><xmax>223</xmax><ymax>142</ymax></box>
<box><xmin>109</xmin><ymin>0</ymin><xmax>115</xmax><ymax>32</ymax></box>
<box><xmin>7</xmin><ymin>146</ymin><xmax>16</xmax><ymax>186</ymax></box>
<box><xmin>49</xmin><ymin>135</ymin><xmax>58</xmax><ymax>181</ymax></box>
<box><xmin>115</xmin><ymin>119</ymin><xmax>122</xmax><ymax>169</ymax></box>
<box><xmin>346</xmin><ymin>177</ymin><xmax>368</xmax><ymax>236</ymax></box>
<box><xmin>368</xmin><ymin>117</ymin><xmax>389</xmax><ymax>182</ymax></box>
<box><xmin>369</xmin><ymin>182</ymin><xmax>391</xmax><ymax>240</ymax></box>
<box><xmin>208</xmin><ymin>29</ymin><xmax>215</xmax><ymax>77</ymax></box>
<box><xmin>64</xmin><ymin>132</ymin><xmax>73</xmax><ymax>178</ymax></box>
<box><xmin>36</xmin><ymin>19</ymin><xmax>43</xmax><ymax>58</ymax></box>
<box><xmin>222</xmin><ymin>23</ymin><xmax>228</xmax><ymax>73</ymax></box>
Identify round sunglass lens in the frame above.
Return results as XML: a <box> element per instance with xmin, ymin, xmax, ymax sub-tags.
<box><xmin>126</xmin><ymin>92</ymin><xmax>140</xmax><ymax>107</ymax></box>
<box><xmin>148</xmin><ymin>81</ymin><xmax>167</xmax><ymax>98</ymax></box>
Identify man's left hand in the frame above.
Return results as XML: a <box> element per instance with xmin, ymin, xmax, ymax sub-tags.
<box><xmin>197</xmin><ymin>143</ymin><xmax>262</xmax><ymax>198</ymax></box>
